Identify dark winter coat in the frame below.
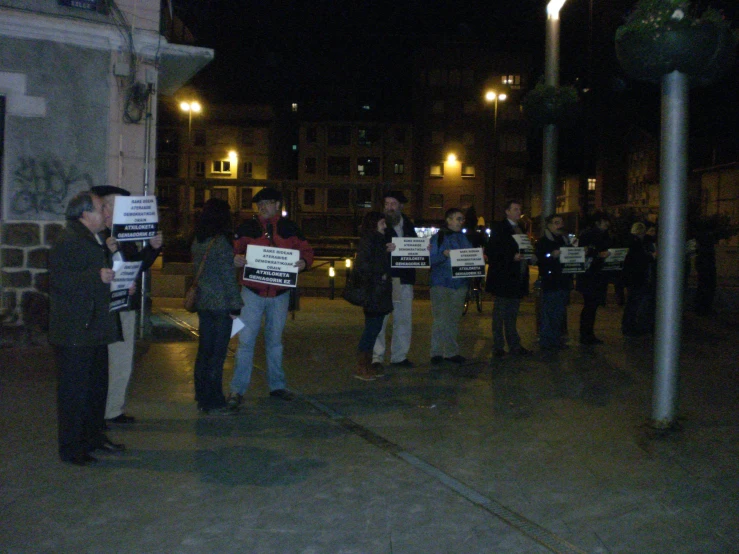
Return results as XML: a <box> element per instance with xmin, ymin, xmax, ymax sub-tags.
<box><xmin>49</xmin><ymin>220</ymin><xmax>121</xmax><ymax>347</ymax></box>
<box><xmin>535</xmin><ymin>230</ymin><xmax>573</xmax><ymax>292</ymax></box>
<box><xmin>622</xmin><ymin>235</ymin><xmax>655</xmax><ymax>289</ymax></box>
<box><xmin>575</xmin><ymin>226</ymin><xmax>612</xmax><ymax>298</ymax></box>
<box><xmin>355</xmin><ymin>231</ymin><xmax>393</xmax><ymax>315</ymax></box>
<box><xmin>484</xmin><ymin>219</ymin><xmax>529</xmax><ymax>298</ymax></box>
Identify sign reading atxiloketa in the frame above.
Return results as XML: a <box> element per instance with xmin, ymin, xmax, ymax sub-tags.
<box><xmin>111</xmin><ymin>196</ymin><xmax>159</xmax><ymax>241</ymax></box>
<box><xmin>449</xmin><ymin>248</ymin><xmax>485</xmax><ymax>278</ymax></box>
<box><xmin>109</xmin><ymin>261</ymin><xmax>142</xmax><ymax>312</ymax></box>
<box><xmin>559</xmin><ymin>247</ymin><xmax>587</xmax><ymax>274</ymax></box>
<box><xmin>602</xmin><ymin>248</ymin><xmax>629</xmax><ymax>271</ymax></box>
<box><xmin>512</xmin><ymin>234</ymin><xmax>535</xmax><ymax>261</ymax></box>
<box><xmin>243</xmin><ymin>245</ymin><xmax>299</xmax><ymax>288</ymax></box>
<box><xmin>390</xmin><ymin>237</ymin><xmax>430</xmax><ymax>268</ymax></box>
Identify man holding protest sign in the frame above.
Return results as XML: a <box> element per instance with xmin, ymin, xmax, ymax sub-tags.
<box><xmin>485</xmin><ymin>200</ymin><xmax>537</xmax><ymax>358</ymax></box>
<box><xmin>92</xmin><ymin>185</ymin><xmax>163</xmax><ymax>426</ymax></box>
<box><xmin>229</xmin><ymin>188</ymin><xmax>314</xmax><ymax>407</ymax></box>
<box><xmin>372</xmin><ymin>191</ymin><xmax>421</xmax><ymax>370</ymax></box>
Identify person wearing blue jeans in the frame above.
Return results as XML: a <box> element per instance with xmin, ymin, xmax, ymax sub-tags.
<box><xmin>229</xmin><ymin>187</ymin><xmax>314</xmax><ymax>407</ymax></box>
<box><xmin>535</xmin><ymin>214</ymin><xmax>574</xmax><ymax>351</ymax></box>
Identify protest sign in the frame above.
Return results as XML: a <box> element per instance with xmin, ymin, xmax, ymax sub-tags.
<box><xmin>111</xmin><ymin>196</ymin><xmax>159</xmax><ymax>241</ymax></box>
<box><xmin>243</xmin><ymin>245</ymin><xmax>299</xmax><ymax>287</ymax></box>
<box><xmin>512</xmin><ymin>234</ymin><xmax>535</xmax><ymax>260</ymax></box>
<box><xmin>391</xmin><ymin>237</ymin><xmax>430</xmax><ymax>268</ymax></box>
<box><xmin>559</xmin><ymin>247</ymin><xmax>587</xmax><ymax>273</ymax></box>
<box><xmin>602</xmin><ymin>248</ymin><xmax>629</xmax><ymax>271</ymax></box>
<box><xmin>109</xmin><ymin>261</ymin><xmax>142</xmax><ymax>311</ymax></box>
<box><xmin>449</xmin><ymin>248</ymin><xmax>485</xmax><ymax>278</ymax></box>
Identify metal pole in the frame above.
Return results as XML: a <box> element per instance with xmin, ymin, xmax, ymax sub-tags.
<box><xmin>542</xmin><ymin>13</ymin><xmax>561</xmax><ymax>221</ymax></box>
<box><xmin>139</xmin><ymin>84</ymin><xmax>154</xmax><ymax>339</ymax></box>
<box><xmin>651</xmin><ymin>70</ymin><xmax>689</xmax><ymax>429</ymax></box>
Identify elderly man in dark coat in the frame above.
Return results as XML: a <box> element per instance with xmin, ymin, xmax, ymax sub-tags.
<box><xmin>49</xmin><ymin>191</ymin><xmax>124</xmax><ymax>466</ymax></box>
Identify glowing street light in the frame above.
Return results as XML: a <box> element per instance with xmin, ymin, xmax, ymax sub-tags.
<box><xmin>484</xmin><ymin>89</ymin><xmax>507</xmax><ymax>215</ymax></box>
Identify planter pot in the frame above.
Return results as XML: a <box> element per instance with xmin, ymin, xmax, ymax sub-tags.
<box><xmin>616</xmin><ymin>21</ymin><xmax>737</xmax><ymax>85</ymax></box>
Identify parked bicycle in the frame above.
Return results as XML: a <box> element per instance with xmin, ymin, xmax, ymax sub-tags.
<box><xmin>463</xmin><ymin>277</ymin><xmax>484</xmax><ymax>314</ymax></box>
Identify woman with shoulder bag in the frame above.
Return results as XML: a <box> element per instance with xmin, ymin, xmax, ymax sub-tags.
<box><xmin>191</xmin><ymin>198</ymin><xmax>243</xmax><ymax>414</ymax></box>
<box><xmin>353</xmin><ymin>211</ymin><xmax>395</xmax><ymax>381</ymax></box>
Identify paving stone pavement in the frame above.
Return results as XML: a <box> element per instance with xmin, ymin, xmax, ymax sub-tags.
<box><xmin>1</xmin><ymin>297</ymin><xmax>738</xmax><ymax>553</ymax></box>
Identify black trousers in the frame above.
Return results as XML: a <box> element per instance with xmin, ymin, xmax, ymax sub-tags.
<box><xmin>55</xmin><ymin>345</ymin><xmax>109</xmax><ymax>461</ymax></box>
<box><xmin>579</xmin><ymin>293</ymin><xmax>601</xmax><ymax>340</ymax></box>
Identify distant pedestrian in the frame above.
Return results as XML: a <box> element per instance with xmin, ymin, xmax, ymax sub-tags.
<box><xmin>485</xmin><ymin>200</ymin><xmax>536</xmax><ymax>358</ymax></box>
<box><xmin>372</xmin><ymin>191</ymin><xmax>419</xmax><ymax>370</ymax></box>
<box><xmin>535</xmin><ymin>214</ymin><xmax>573</xmax><ymax>351</ymax></box>
<box><xmin>429</xmin><ymin>208</ymin><xmax>473</xmax><ymax>364</ymax></box>
<box><xmin>191</xmin><ymin>198</ymin><xmax>243</xmax><ymax>415</ymax></box>
<box><xmin>353</xmin><ymin>211</ymin><xmax>395</xmax><ymax>381</ymax></box>
<box><xmin>622</xmin><ymin>222</ymin><xmax>657</xmax><ymax>336</ymax></box>
<box><xmin>229</xmin><ymin>188</ymin><xmax>314</xmax><ymax>407</ymax></box>
<box><xmin>576</xmin><ymin>212</ymin><xmax>612</xmax><ymax>345</ymax></box>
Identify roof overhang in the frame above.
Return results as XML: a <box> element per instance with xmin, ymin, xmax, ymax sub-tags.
<box><xmin>157</xmin><ymin>42</ymin><xmax>214</xmax><ymax>96</ymax></box>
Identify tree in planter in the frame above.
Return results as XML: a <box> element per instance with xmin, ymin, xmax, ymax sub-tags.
<box><xmin>522</xmin><ymin>81</ymin><xmax>580</xmax><ymax>127</ymax></box>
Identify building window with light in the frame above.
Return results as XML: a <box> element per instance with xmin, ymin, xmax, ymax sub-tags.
<box><xmin>429</xmin><ymin>163</ymin><xmax>444</xmax><ymax>177</ymax></box>
<box><xmin>429</xmin><ymin>194</ymin><xmax>444</xmax><ymax>208</ymax></box>
<box><xmin>327</xmin><ymin>156</ymin><xmax>351</xmax><ymax>176</ymax></box>
<box><xmin>195</xmin><ymin>160</ymin><xmax>205</xmax><ymax>177</ymax></box>
<box><xmin>394</xmin><ymin>160</ymin><xmax>405</xmax><ymax>175</ymax></box>
<box><xmin>357</xmin><ymin>157</ymin><xmax>380</xmax><ymax>177</ymax></box>
<box><xmin>243</xmin><ymin>161</ymin><xmax>253</xmax><ymax>178</ymax></box>
<box><xmin>462</xmin><ymin>164</ymin><xmax>476</xmax><ymax>178</ymax></box>
<box><xmin>502</xmin><ymin>74</ymin><xmax>521</xmax><ymax>88</ymax></box>
<box><xmin>588</xmin><ymin>178</ymin><xmax>596</xmax><ymax>191</ymax></box>
<box><xmin>240</xmin><ymin>188</ymin><xmax>253</xmax><ymax>209</ymax></box>
<box><xmin>193</xmin><ymin>130</ymin><xmax>206</xmax><ymax>147</ymax></box>
<box><xmin>358</xmin><ymin>127</ymin><xmax>380</xmax><ymax>146</ymax></box>
<box><xmin>212</xmin><ymin>160</ymin><xmax>231</xmax><ymax>174</ymax></box>
<box><xmin>291</xmin><ymin>103</ymin><xmax>298</xmax><ymax>112</ymax></box>
<box><xmin>304</xmin><ymin>157</ymin><xmax>317</xmax><ymax>174</ymax></box>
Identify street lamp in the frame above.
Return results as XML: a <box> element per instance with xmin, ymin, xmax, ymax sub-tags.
<box><xmin>542</xmin><ymin>0</ymin><xmax>567</xmax><ymax>220</ymax></box>
<box><xmin>484</xmin><ymin>90</ymin><xmax>506</xmax><ymax>218</ymax></box>
<box><xmin>179</xmin><ymin>100</ymin><xmax>201</xmax><ymax>231</ymax></box>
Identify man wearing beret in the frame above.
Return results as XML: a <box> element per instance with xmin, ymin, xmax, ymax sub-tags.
<box><xmin>229</xmin><ymin>187</ymin><xmax>314</xmax><ymax>407</ymax></box>
<box><xmin>372</xmin><ymin>191</ymin><xmax>419</xmax><ymax>370</ymax></box>
<box><xmin>90</xmin><ymin>185</ymin><xmax>163</xmax><ymax>426</ymax></box>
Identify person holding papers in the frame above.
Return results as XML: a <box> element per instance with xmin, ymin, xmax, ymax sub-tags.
<box><xmin>229</xmin><ymin>187</ymin><xmax>314</xmax><ymax>407</ymax></box>
<box><xmin>190</xmin><ymin>198</ymin><xmax>243</xmax><ymax>416</ymax></box>
<box><xmin>485</xmin><ymin>200</ymin><xmax>536</xmax><ymax>358</ymax></box>
<box><xmin>535</xmin><ymin>214</ymin><xmax>574</xmax><ymax>351</ymax></box>
<box><xmin>49</xmin><ymin>191</ymin><xmax>123</xmax><ymax>466</ymax></box>
<box><xmin>429</xmin><ymin>208</ymin><xmax>473</xmax><ymax>365</ymax></box>
<box><xmin>621</xmin><ymin>222</ymin><xmax>657</xmax><ymax>337</ymax></box>
<box><xmin>91</xmin><ymin>185</ymin><xmax>163</xmax><ymax>427</ymax></box>
<box><xmin>576</xmin><ymin>212</ymin><xmax>612</xmax><ymax>345</ymax></box>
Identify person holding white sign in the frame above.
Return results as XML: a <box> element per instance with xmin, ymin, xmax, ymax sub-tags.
<box><xmin>229</xmin><ymin>188</ymin><xmax>314</xmax><ymax>407</ymax></box>
<box><xmin>372</xmin><ymin>191</ymin><xmax>420</xmax><ymax>370</ymax></box>
<box><xmin>576</xmin><ymin>212</ymin><xmax>613</xmax><ymax>345</ymax></box>
<box><xmin>429</xmin><ymin>208</ymin><xmax>473</xmax><ymax>365</ymax></box>
<box><xmin>485</xmin><ymin>200</ymin><xmax>536</xmax><ymax>358</ymax></box>
<box><xmin>92</xmin><ymin>185</ymin><xmax>163</xmax><ymax>426</ymax></box>
<box><xmin>535</xmin><ymin>214</ymin><xmax>574</xmax><ymax>351</ymax></box>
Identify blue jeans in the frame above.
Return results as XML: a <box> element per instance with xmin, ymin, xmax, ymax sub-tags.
<box><xmin>230</xmin><ymin>288</ymin><xmax>290</xmax><ymax>395</ymax></box>
<box><xmin>194</xmin><ymin>310</ymin><xmax>231</xmax><ymax>410</ymax></box>
<box><xmin>359</xmin><ymin>313</ymin><xmax>385</xmax><ymax>352</ymax></box>
<box><xmin>540</xmin><ymin>289</ymin><xmax>569</xmax><ymax>348</ymax></box>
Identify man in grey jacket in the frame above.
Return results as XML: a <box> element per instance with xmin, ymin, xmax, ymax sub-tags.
<box><xmin>49</xmin><ymin>191</ymin><xmax>125</xmax><ymax>466</ymax></box>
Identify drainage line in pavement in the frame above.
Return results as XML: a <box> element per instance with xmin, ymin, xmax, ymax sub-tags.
<box><xmin>302</xmin><ymin>395</ymin><xmax>588</xmax><ymax>554</ymax></box>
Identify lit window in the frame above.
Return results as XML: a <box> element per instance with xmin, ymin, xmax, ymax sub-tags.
<box><xmin>291</xmin><ymin>103</ymin><xmax>298</xmax><ymax>112</ymax></box>
<box><xmin>462</xmin><ymin>165</ymin><xmax>476</xmax><ymax>177</ymax></box>
<box><xmin>394</xmin><ymin>160</ymin><xmax>405</xmax><ymax>175</ymax></box>
<box><xmin>588</xmin><ymin>178</ymin><xmax>596</xmax><ymax>191</ymax></box>
<box><xmin>243</xmin><ymin>161</ymin><xmax>253</xmax><ymax>178</ymax></box>
<box><xmin>430</xmin><ymin>164</ymin><xmax>444</xmax><ymax>177</ymax></box>
<box><xmin>358</xmin><ymin>128</ymin><xmax>380</xmax><ymax>146</ymax></box>
<box><xmin>357</xmin><ymin>157</ymin><xmax>380</xmax><ymax>177</ymax></box>
<box><xmin>502</xmin><ymin>75</ymin><xmax>521</xmax><ymax>88</ymax></box>
<box><xmin>212</xmin><ymin>160</ymin><xmax>231</xmax><ymax>174</ymax></box>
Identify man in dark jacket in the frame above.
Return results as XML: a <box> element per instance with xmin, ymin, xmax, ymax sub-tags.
<box><xmin>576</xmin><ymin>212</ymin><xmax>612</xmax><ymax>344</ymax></box>
<box><xmin>230</xmin><ymin>187</ymin><xmax>314</xmax><ymax>406</ymax></box>
<box><xmin>535</xmin><ymin>214</ymin><xmax>573</xmax><ymax>350</ymax></box>
<box><xmin>485</xmin><ymin>200</ymin><xmax>535</xmax><ymax>357</ymax></box>
<box><xmin>372</xmin><ymin>191</ymin><xmax>418</xmax><ymax>369</ymax></box>
<box><xmin>49</xmin><ymin>191</ymin><xmax>124</xmax><ymax>466</ymax></box>
<box><xmin>92</xmin><ymin>185</ymin><xmax>163</xmax><ymax>426</ymax></box>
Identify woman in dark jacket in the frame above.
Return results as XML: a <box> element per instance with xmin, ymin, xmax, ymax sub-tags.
<box><xmin>353</xmin><ymin>211</ymin><xmax>394</xmax><ymax>381</ymax></box>
<box><xmin>191</xmin><ymin>198</ymin><xmax>243</xmax><ymax>414</ymax></box>
<box><xmin>621</xmin><ymin>222</ymin><xmax>657</xmax><ymax>336</ymax></box>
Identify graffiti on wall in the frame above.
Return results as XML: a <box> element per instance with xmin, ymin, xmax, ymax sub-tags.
<box><xmin>10</xmin><ymin>156</ymin><xmax>94</xmax><ymax>217</ymax></box>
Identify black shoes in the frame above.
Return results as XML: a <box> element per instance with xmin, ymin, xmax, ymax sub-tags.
<box><xmin>392</xmin><ymin>359</ymin><xmax>415</xmax><ymax>368</ymax></box>
<box><xmin>444</xmin><ymin>355</ymin><xmax>466</xmax><ymax>364</ymax></box>
<box><xmin>509</xmin><ymin>346</ymin><xmax>531</xmax><ymax>356</ymax></box>
<box><xmin>65</xmin><ymin>452</ymin><xmax>98</xmax><ymax>466</ymax></box>
<box><xmin>95</xmin><ymin>437</ymin><xmax>125</xmax><ymax>454</ymax></box>
<box><xmin>270</xmin><ymin>389</ymin><xmax>297</xmax><ymax>401</ymax></box>
<box><xmin>107</xmin><ymin>413</ymin><xmax>135</xmax><ymax>424</ymax></box>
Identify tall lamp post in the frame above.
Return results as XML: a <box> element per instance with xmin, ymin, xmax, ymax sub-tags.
<box><xmin>179</xmin><ymin>100</ymin><xmax>201</xmax><ymax>233</ymax></box>
<box><xmin>484</xmin><ymin>90</ymin><xmax>506</xmax><ymax>219</ymax></box>
<box><xmin>542</xmin><ymin>0</ymin><xmax>567</xmax><ymax>221</ymax></box>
